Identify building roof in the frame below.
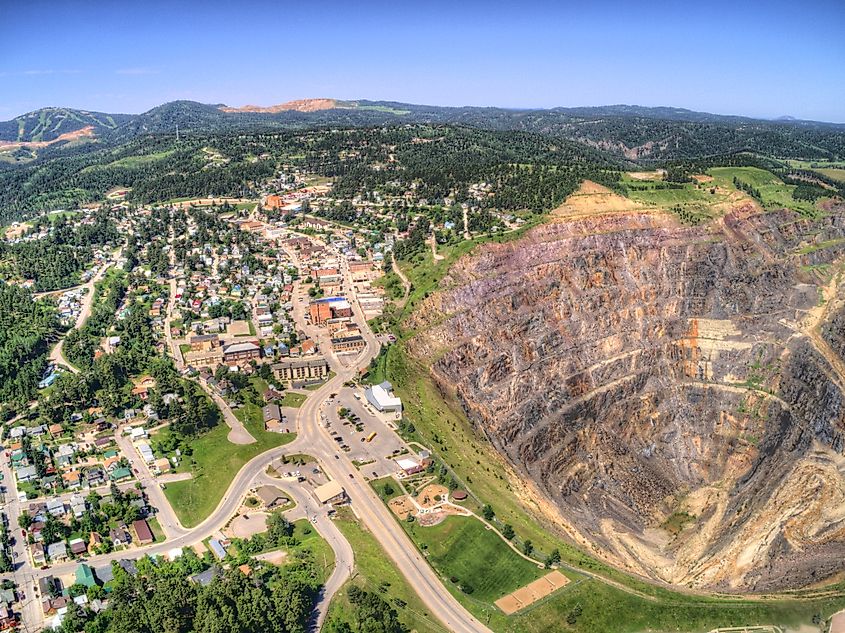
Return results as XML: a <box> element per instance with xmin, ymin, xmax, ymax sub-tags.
<box><xmin>314</xmin><ymin>480</ymin><xmax>345</xmax><ymax>504</ymax></box>
<box><xmin>190</xmin><ymin>565</ymin><xmax>221</xmax><ymax>586</ymax></box>
<box><xmin>75</xmin><ymin>564</ymin><xmax>97</xmax><ymax>588</ymax></box>
<box><xmin>255</xmin><ymin>485</ymin><xmax>288</xmax><ymax>507</ymax></box>
<box><xmin>396</xmin><ymin>458</ymin><xmax>421</xmax><ymax>472</ymax></box>
<box><xmin>223</xmin><ymin>341</ymin><xmax>260</xmax><ymax>354</ymax></box>
<box><xmin>366</xmin><ymin>382</ymin><xmax>402</xmax><ymax>410</ymax></box>
<box><xmin>47</xmin><ymin>541</ymin><xmax>67</xmax><ymax>559</ymax></box>
<box><xmin>262</xmin><ymin>403</ymin><xmax>281</xmax><ymax>423</ymax></box>
<box><xmin>132</xmin><ymin>519</ymin><xmax>153</xmax><ymax>543</ymax></box>
<box><xmin>208</xmin><ymin>539</ymin><xmax>227</xmax><ymax>560</ymax></box>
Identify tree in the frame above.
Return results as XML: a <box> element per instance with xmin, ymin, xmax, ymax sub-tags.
<box><xmin>481</xmin><ymin>504</ymin><xmax>495</xmax><ymax>521</ymax></box>
<box><xmin>522</xmin><ymin>540</ymin><xmax>533</xmax><ymax>556</ymax></box>
<box><xmin>502</xmin><ymin>524</ymin><xmax>515</xmax><ymax>540</ymax></box>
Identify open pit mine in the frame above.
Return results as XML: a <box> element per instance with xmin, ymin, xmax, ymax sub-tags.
<box><xmin>407</xmin><ymin>184</ymin><xmax>845</xmax><ymax>592</ymax></box>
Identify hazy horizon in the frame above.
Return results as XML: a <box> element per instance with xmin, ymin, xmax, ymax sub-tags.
<box><xmin>2</xmin><ymin>0</ymin><xmax>844</xmax><ymax>123</ymax></box>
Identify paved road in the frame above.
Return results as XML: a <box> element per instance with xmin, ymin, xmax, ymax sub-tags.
<box><xmin>163</xmin><ymin>245</ymin><xmax>255</xmax><ymax>445</ymax></box>
<box><xmin>113</xmin><ymin>432</ymin><xmax>188</xmax><ymax>538</ymax></box>
<box><xmin>7</xmin><ymin>233</ymin><xmax>490</xmax><ymax>633</ymax></box>
<box><xmin>46</xmin><ymin>248</ymin><xmax>122</xmax><ymax>374</ymax></box>
<box><xmin>254</xmin><ymin>472</ymin><xmax>354</xmax><ymax>632</ymax></box>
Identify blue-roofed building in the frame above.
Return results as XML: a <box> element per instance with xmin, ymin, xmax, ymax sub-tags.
<box><xmin>208</xmin><ymin>539</ymin><xmax>227</xmax><ymax>560</ymax></box>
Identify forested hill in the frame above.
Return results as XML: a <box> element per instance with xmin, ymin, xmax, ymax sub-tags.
<box><xmin>0</xmin><ymin>107</ymin><xmax>133</xmax><ymax>143</ymax></box>
<box><xmin>2</xmin><ymin>98</ymin><xmax>845</xmax><ymax>223</ymax></box>
<box><xmin>3</xmin><ymin>99</ymin><xmax>845</xmax><ymax>161</ymax></box>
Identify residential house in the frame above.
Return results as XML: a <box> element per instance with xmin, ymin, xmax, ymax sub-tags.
<box><xmin>47</xmin><ymin>541</ymin><xmax>68</xmax><ymax>562</ymax></box>
<box><xmin>30</xmin><ymin>543</ymin><xmax>45</xmax><ymax>566</ymax></box>
<box><xmin>69</xmin><ymin>538</ymin><xmax>87</xmax><ymax>557</ymax></box>
<box><xmin>46</xmin><ymin>499</ymin><xmax>65</xmax><ymax>517</ymax></box>
<box><xmin>109</xmin><ymin>528</ymin><xmax>132</xmax><ymax>549</ymax></box>
<box><xmin>132</xmin><ymin>519</ymin><xmax>154</xmax><ymax>545</ymax></box>
<box><xmin>262</xmin><ymin>404</ymin><xmax>283</xmax><ymax>432</ymax></box>
<box><xmin>61</xmin><ymin>471</ymin><xmax>81</xmax><ymax>489</ymax></box>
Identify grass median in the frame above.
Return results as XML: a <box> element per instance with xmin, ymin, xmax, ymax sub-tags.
<box><xmin>157</xmin><ymin>419</ymin><xmax>294</xmax><ymax>528</ymax></box>
<box><xmin>326</xmin><ymin>507</ymin><xmax>445</xmax><ymax>633</ymax></box>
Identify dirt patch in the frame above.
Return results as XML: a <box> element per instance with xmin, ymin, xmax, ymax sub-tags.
<box><xmin>254</xmin><ymin>549</ymin><xmax>288</xmax><ymax>566</ymax></box>
<box><xmin>227</xmin><ymin>320</ymin><xmax>251</xmax><ymax>336</ymax></box>
<box><xmin>0</xmin><ymin>125</ymin><xmax>96</xmax><ymax>150</ymax></box>
<box><xmin>388</xmin><ymin>495</ymin><xmax>416</xmax><ymax>520</ymax></box>
<box><xmin>552</xmin><ymin>180</ymin><xmax>647</xmax><ymax>219</ymax></box>
<box><xmin>417</xmin><ymin>511</ymin><xmax>448</xmax><ymax>527</ymax></box>
<box><xmin>227</xmin><ymin>512</ymin><xmax>269</xmax><ymax>539</ymax></box>
<box><xmin>416</xmin><ymin>484</ymin><xmax>449</xmax><ymax>508</ymax></box>
<box><xmin>627</xmin><ymin>171</ymin><xmax>664</xmax><ymax>181</ymax></box>
<box><xmin>494</xmin><ymin>570</ymin><xmax>570</xmax><ymax>615</ymax></box>
<box><xmin>220</xmin><ymin>99</ymin><xmax>339</xmax><ymax>114</ymax></box>
<box><xmin>692</xmin><ymin>174</ymin><xmax>715</xmax><ymax>183</ymax></box>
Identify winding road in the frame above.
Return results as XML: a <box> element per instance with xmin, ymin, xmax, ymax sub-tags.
<box><xmin>46</xmin><ymin>246</ymin><xmax>123</xmax><ymax>374</ymax></box>
<box><xmin>6</xmin><ymin>233</ymin><xmax>490</xmax><ymax>633</ymax></box>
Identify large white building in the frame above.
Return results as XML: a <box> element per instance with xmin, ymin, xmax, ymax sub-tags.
<box><xmin>365</xmin><ymin>381</ymin><xmax>402</xmax><ymax>413</ymax></box>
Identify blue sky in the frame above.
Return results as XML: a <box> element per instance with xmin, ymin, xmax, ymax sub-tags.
<box><xmin>1</xmin><ymin>0</ymin><xmax>844</xmax><ymax>122</ymax></box>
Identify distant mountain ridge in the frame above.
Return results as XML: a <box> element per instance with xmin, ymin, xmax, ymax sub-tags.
<box><xmin>0</xmin><ymin>107</ymin><xmax>133</xmax><ymax>144</ymax></box>
<box><xmin>2</xmin><ymin>99</ymin><xmax>844</xmax><ymax>163</ymax></box>
<box><xmin>219</xmin><ymin>98</ymin><xmax>349</xmax><ymax>113</ymax></box>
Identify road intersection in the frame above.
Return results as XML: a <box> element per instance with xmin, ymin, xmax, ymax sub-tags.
<box><xmin>4</xmin><ymin>233</ymin><xmax>491</xmax><ymax>632</ymax></box>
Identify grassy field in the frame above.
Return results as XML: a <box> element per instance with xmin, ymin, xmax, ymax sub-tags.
<box><xmin>709</xmin><ymin>166</ymin><xmax>819</xmax><ymax>216</ymax></box>
<box><xmin>326</xmin><ymin>507</ymin><xmax>445</xmax><ymax>633</ymax></box>
<box><xmin>280</xmin><ymin>392</ymin><xmax>306</xmax><ymax>408</ymax></box>
<box><xmin>80</xmin><ymin>149</ymin><xmax>175</xmax><ymax>173</ymax></box>
<box><xmin>818</xmin><ymin>168</ymin><xmax>845</xmax><ymax>183</ymax></box>
<box><xmin>290</xmin><ymin>518</ymin><xmax>336</xmax><ymax>584</ymax></box>
<box><xmin>157</xmin><ymin>420</ymin><xmax>294</xmax><ymax>527</ymax></box>
<box><xmin>622</xmin><ymin>172</ymin><xmax>732</xmax><ymax>223</ymax></box>
<box><xmin>404</xmin><ymin>515</ymin><xmax>544</xmax><ymax>603</ymax></box>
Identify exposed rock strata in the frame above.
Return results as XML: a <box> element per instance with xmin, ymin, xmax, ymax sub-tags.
<box><xmin>407</xmin><ymin>202</ymin><xmax>845</xmax><ymax>590</ymax></box>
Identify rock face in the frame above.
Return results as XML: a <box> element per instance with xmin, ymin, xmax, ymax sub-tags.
<box><xmin>407</xmin><ymin>200</ymin><xmax>845</xmax><ymax>591</ymax></box>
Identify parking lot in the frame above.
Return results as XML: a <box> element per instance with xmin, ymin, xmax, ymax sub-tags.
<box><xmin>321</xmin><ymin>391</ymin><xmax>408</xmax><ymax>479</ymax></box>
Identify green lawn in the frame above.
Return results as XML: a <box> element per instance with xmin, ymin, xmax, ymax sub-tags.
<box><xmin>404</xmin><ymin>515</ymin><xmax>543</xmax><ymax>604</ymax></box>
<box><xmin>280</xmin><ymin>392</ymin><xmax>306</xmax><ymax>408</ymax></box>
<box><xmin>326</xmin><ymin>507</ymin><xmax>445</xmax><ymax>633</ymax></box>
<box><xmin>157</xmin><ymin>421</ymin><xmax>294</xmax><ymax>528</ymax></box>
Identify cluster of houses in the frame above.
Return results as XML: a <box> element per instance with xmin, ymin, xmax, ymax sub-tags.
<box><xmin>55</xmin><ymin>287</ymin><xmax>84</xmax><ymax>326</ymax></box>
<box><xmin>9</xmin><ymin>420</ymin><xmax>133</xmax><ymax>500</ymax></box>
<box><xmin>26</xmin><ymin>499</ymin><xmax>154</xmax><ymax>569</ymax></box>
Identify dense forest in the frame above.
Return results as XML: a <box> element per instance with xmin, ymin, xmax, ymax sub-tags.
<box><xmin>0</xmin><ymin>212</ymin><xmax>120</xmax><ymax>290</ymax></box>
<box><xmin>56</xmin><ymin>554</ymin><xmax>320</xmax><ymax>633</ymax></box>
<box><xmin>0</xmin><ymin>283</ymin><xmax>60</xmax><ymax>409</ymax></box>
<box><xmin>3</xmin><ymin>99</ymin><xmax>845</xmax><ymax>223</ymax></box>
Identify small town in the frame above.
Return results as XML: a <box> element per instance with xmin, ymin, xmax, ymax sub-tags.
<box><xmin>3</xmin><ymin>4</ymin><xmax>845</xmax><ymax>632</ymax></box>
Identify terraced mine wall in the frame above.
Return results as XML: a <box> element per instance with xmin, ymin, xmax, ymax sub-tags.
<box><xmin>407</xmin><ymin>201</ymin><xmax>845</xmax><ymax>591</ymax></box>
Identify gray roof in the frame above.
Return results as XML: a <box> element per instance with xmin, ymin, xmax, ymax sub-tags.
<box><xmin>190</xmin><ymin>566</ymin><xmax>221</xmax><ymax>587</ymax></box>
<box><xmin>47</xmin><ymin>541</ymin><xmax>67</xmax><ymax>559</ymax></box>
<box><xmin>262</xmin><ymin>403</ymin><xmax>281</xmax><ymax>422</ymax></box>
